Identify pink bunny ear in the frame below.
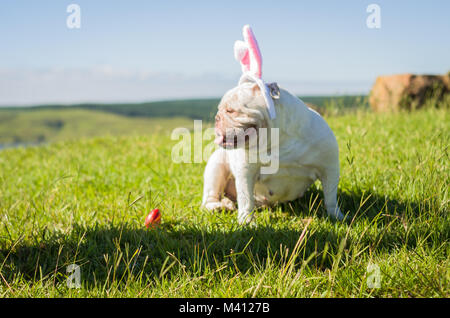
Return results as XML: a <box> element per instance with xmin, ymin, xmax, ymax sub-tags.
<box><xmin>242</xmin><ymin>25</ymin><xmax>262</xmax><ymax>78</ymax></box>
<box><xmin>234</xmin><ymin>25</ymin><xmax>262</xmax><ymax>78</ymax></box>
<box><xmin>234</xmin><ymin>40</ymin><xmax>250</xmax><ymax>73</ymax></box>
<box><xmin>234</xmin><ymin>25</ymin><xmax>276</xmax><ymax>119</ymax></box>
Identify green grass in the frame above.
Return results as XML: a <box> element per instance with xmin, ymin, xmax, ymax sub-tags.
<box><xmin>0</xmin><ymin>108</ymin><xmax>448</xmax><ymax>297</ymax></box>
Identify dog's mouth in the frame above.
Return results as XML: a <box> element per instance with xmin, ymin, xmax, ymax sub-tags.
<box><xmin>214</xmin><ymin>134</ymin><xmax>238</xmax><ymax>148</ymax></box>
<box><xmin>214</xmin><ymin>126</ymin><xmax>258</xmax><ymax>149</ymax></box>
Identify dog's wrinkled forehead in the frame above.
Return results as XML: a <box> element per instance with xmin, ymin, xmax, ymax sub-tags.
<box><xmin>220</xmin><ymin>82</ymin><xmax>261</xmax><ymax>110</ymax></box>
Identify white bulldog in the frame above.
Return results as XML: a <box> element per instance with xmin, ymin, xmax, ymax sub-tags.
<box><xmin>201</xmin><ymin>25</ymin><xmax>344</xmax><ymax>224</ymax></box>
<box><xmin>201</xmin><ymin>79</ymin><xmax>344</xmax><ymax>224</ymax></box>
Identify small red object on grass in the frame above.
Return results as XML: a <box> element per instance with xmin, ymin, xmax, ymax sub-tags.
<box><xmin>145</xmin><ymin>208</ymin><xmax>161</xmax><ymax>228</ymax></box>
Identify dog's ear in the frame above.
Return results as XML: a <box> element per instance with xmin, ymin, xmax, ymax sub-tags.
<box><xmin>251</xmin><ymin>82</ymin><xmax>261</xmax><ymax>96</ymax></box>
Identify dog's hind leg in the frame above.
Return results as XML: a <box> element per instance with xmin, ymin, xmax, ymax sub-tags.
<box><xmin>202</xmin><ymin>149</ymin><xmax>236</xmax><ymax>211</ymax></box>
<box><xmin>320</xmin><ymin>166</ymin><xmax>344</xmax><ymax>221</ymax></box>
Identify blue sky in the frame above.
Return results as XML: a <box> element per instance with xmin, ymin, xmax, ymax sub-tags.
<box><xmin>0</xmin><ymin>0</ymin><xmax>449</xmax><ymax>105</ymax></box>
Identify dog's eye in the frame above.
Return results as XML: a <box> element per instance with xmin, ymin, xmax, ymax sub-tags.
<box><xmin>226</xmin><ymin>108</ymin><xmax>234</xmax><ymax>113</ymax></box>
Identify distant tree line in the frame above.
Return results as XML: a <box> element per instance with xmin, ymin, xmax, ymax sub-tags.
<box><xmin>0</xmin><ymin>95</ymin><xmax>368</xmax><ymax>121</ymax></box>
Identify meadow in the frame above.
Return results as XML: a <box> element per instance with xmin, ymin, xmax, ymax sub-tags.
<box><xmin>0</xmin><ymin>104</ymin><xmax>448</xmax><ymax>297</ymax></box>
<box><xmin>0</xmin><ymin>108</ymin><xmax>193</xmax><ymax>145</ymax></box>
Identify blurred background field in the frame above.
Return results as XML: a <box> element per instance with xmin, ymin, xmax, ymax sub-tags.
<box><xmin>0</xmin><ymin>108</ymin><xmax>193</xmax><ymax>146</ymax></box>
<box><xmin>0</xmin><ymin>95</ymin><xmax>368</xmax><ymax>146</ymax></box>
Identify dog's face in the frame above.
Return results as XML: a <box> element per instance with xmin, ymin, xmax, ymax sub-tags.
<box><xmin>214</xmin><ymin>82</ymin><xmax>270</xmax><ymax>148</ymax></box>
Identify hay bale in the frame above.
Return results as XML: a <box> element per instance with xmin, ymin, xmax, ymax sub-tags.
<box><xmin>369</xmin><ymin>73</ymin><xmax>450</xmax><ymax>112</ymax></box>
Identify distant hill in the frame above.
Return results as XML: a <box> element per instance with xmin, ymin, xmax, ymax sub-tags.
<box><xmin>0</xmin><ymin>108</ymin><xmax>194</xmax><ymax>145</ymax></box>
<box><xmin>0</xmin><ymin>95</ymin><xmax>368</xmax><ymax>122</ymax></box>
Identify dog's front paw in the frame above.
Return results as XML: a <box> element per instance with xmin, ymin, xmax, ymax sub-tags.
<box><xmin>202</xmin><ymin>201</ymin><xmax>224</xmax><ymax>211</ymax></box>
<box><xmin>202</xmin><ymin>198</ymin><xmax>236</xmax><ymax>212</ymax></box>
<box><xmin>237</xmin><ymin>212</ymin><xmax>255</xmax><ymax>225</ymax></box>
<box><xmin>221</xmin><ymin>197</ymin><xmax>236</xmax><ymax>210</ymax></box>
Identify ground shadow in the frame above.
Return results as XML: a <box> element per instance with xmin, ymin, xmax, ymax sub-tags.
<box><xmin>0</xmin><ymin>189</ymin><xmax>430</xmax><ymax>290</ymax></box>
<box><xmin>283</xmin><ymin>187</ymin><xmax>422</xmax><ymax>225</ymax></box>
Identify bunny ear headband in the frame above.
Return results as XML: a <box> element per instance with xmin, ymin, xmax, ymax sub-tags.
<box><xmin>234</xmin><ymin>25</ymin><xmax>277</xmax><ymax>119</ymax></box>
